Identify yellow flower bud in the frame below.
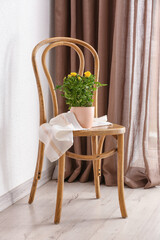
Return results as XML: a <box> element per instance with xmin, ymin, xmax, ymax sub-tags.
<box><xmin>84</xmin><ymin>71</ymin><xmax>91</xmax><ymax>78</ymax></box>
<box><xmin>68</xmin><ymin>74</ymin><xmax>71</xmax><ymax>77</ymax></box>
<box><xmin>78</xmin><ymin>77</ymin><xmax>81</xmax><ymax>80</ymax></box>
<box><xmin>70</xmin><ymin>72</ymin><xmax>77</xmax><ymax>76</ymax></box>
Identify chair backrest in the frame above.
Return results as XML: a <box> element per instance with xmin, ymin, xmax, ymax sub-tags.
<box><xmin>32</xmin><ymin>37</ymin><xmax>100</xmax><ymax>125</ymax></box>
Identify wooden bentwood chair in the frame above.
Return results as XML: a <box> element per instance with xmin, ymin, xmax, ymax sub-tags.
<box><xmin>28</xmin><ymin>37</ymin><xmax>127</xmax><ymax>224</ymax></box>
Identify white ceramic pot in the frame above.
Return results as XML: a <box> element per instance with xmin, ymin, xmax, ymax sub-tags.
<box><xmin>70</xmin><ymin>106</ymin><xmax>95</xmax><ymax>128</ymax></box>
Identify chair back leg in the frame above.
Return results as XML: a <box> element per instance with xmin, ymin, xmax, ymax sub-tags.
<box><xmin>28</xmin><ymin>141</ymin><xmax>45</xmax><ymax>204</ymax></box>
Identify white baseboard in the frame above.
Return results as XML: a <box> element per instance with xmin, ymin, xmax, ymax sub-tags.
<box><xmin>0</xmin><ymin>165</ymin><xmax>55</xmax><ymax>212</ymax></box>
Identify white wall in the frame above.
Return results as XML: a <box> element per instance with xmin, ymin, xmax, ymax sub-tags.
<box><xmin>0</xmin><ymin>0</ymin><xmax>53</xmax><ymax>196</ymax></box>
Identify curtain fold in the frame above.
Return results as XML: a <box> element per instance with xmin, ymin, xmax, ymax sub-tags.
<box><xmin>107</xmin><ymin>0</ymin><xmax>160</xmax><ymax>188</ymax></box>
<box><xmin>54</xmin><ymin>0</ymin><xmax>160</xmax><ymax>188</ymax></box>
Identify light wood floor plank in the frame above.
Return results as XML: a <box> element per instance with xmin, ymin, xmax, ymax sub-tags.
<box><xmin>0</xmin><ymin>181</ymin><xmax>160</xmax><ymax>240</ymax></box>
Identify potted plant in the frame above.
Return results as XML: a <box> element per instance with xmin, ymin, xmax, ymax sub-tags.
<box><xmin>55</xmin><ymin>71</ymin><xmax>107</xmax><ymax>128</ymax></box>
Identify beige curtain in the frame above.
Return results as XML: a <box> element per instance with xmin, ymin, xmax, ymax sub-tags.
<box><xmin>106</xmin><ymin>0</ymin><xmax>160</xmax><ymax>188</ymax></box>
<box><xmin>54</xmin><ymin>0</ymin><xmax>160</xmax><ymax>188</ymax></box>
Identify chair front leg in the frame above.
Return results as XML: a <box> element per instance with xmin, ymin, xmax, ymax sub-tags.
<box><xmin>28</xmin><ymin>141</ymin><xmax>45</xmax><ymax>204</ymax></box>
<box><xmin>92</xmin><ymin>136</ymin><xmax>100</xmax><ymax>199</ymax></box>
<box><xmin>117</xmin><ymin>134</ymin><xmax>127</xmax><ymax>218</ymax></box>
<box><xmin>54</xmin><ymin>154</ymin><xmax>65</xmax><ymax>224</ymax></box>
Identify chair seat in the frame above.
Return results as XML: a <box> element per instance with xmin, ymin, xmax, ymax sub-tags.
<box><xmin>73</xmin><ymin>124</ymin><xmax>125</xmax><ymax>137</ymax></box>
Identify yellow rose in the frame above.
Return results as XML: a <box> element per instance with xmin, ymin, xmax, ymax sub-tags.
<box><xmin>68</xmin><ymin>74</ymin><xmax>71</xmax><ymax>77</ymax></box>
<box><xmin>70</xmin><ymin>72</ymin><xmax>77</xmax><ymax>77</ymax></box>
<box><xmin>84</xmin><ymin>71</ymin><xmax>91</xmax><ymax>78</ymax></box>
<box><xmin>78</xmin><ymin>77</ymin><xmax>81</xmax><ymax>80</ymax></box>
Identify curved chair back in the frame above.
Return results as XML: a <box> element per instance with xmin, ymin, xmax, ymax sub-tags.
<box><xmin>32</xmin><ymin>37</ymin><xmax>100</xmax><ymax>125</ymax></box>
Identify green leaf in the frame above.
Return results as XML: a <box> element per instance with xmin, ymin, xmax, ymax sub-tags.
<box><xmin>55</xmin><ymin>72</ymin><xmax>108</xmax><ymax>108</ymax></box>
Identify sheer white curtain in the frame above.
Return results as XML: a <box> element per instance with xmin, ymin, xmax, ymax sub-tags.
<box><xmin>105</xmin><ymin>0</ymin><xmax>160</xmax><ymax>188</ymax></box>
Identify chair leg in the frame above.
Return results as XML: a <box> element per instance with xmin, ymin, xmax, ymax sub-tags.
<box><xmin>54</xmin><ymin>154</ymin><xmax>65</xmax><ymax>224</ymax></box>
<box><xmin>28</xmin><ymin>141</ymin><xmax>45</xmax><ymax>204</ymax></box>
<box><xmin>117</xmin><ymin>134</ymin><xmax>128</xmax><ymax>218</ymax></box>
<box><xmin>92</xmin><ymin>136</ymin><xmax>100</xmax><ymax>199</ymax></box>
<box><xmin>97</xmin><ymin>136</ymin><xmax>105</xmax><ymax>177</ymax></box>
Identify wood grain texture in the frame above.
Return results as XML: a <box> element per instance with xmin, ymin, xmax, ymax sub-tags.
<box><xmin>54</xmin><ymin>154</ymin><xmax>65</xmax><ymax>224</ymax></box>
<box><xmin>1</xmin><ymin>181</ymin><xmax>160</xmax><ymax>240</ymax></box>
<box><xmin>29</xmin><ymin>37</ymin><xmax>100</xmax><ymax>208</ymax></box>
<box><xmin>41</xmin><ymin>41</ymin><xmax>85</xmax><ymax>117</ymax></box>
<box><xmin>73</xmin><ymin>124</ymin><xmax>125</xmax><ymax>136</ymax></box>
<box><xmin>66</xmin><ymin>148</ymin><xmax>117</xmax><ymax>161</ymax></box>
<box><xmin>32</xmin><ymin>37</ymin><xmax>99</xmax><ymax>117</ymax></box>
<box><xmin>92</xmin><ymin>136</ymin><xmax>100</xmax><ymax>199</ymax></box>
<box><xmin>117</xmin><ymin>134</ymin><xmax>127</xmax><ymax>218</ymax></box>
<box><xmin>97</xmin><ymin>136</ymin><xmax>105</xmax><ymax>176</ymax></box>
<box><xmin>28</xmin><ymin>141</ymin><xmax>45</xmax><ymax>204</ymax></box>
<box><xmin>29</xmin><ymin>37</ymin><xmax>127</xmax><ymax>224</ymax></box>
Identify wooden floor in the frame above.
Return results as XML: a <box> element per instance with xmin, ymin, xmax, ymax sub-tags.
<box><xmin>0</xmin><ymin>181</ymin><xmax>160</xmax><ymax>240</ymax></box>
